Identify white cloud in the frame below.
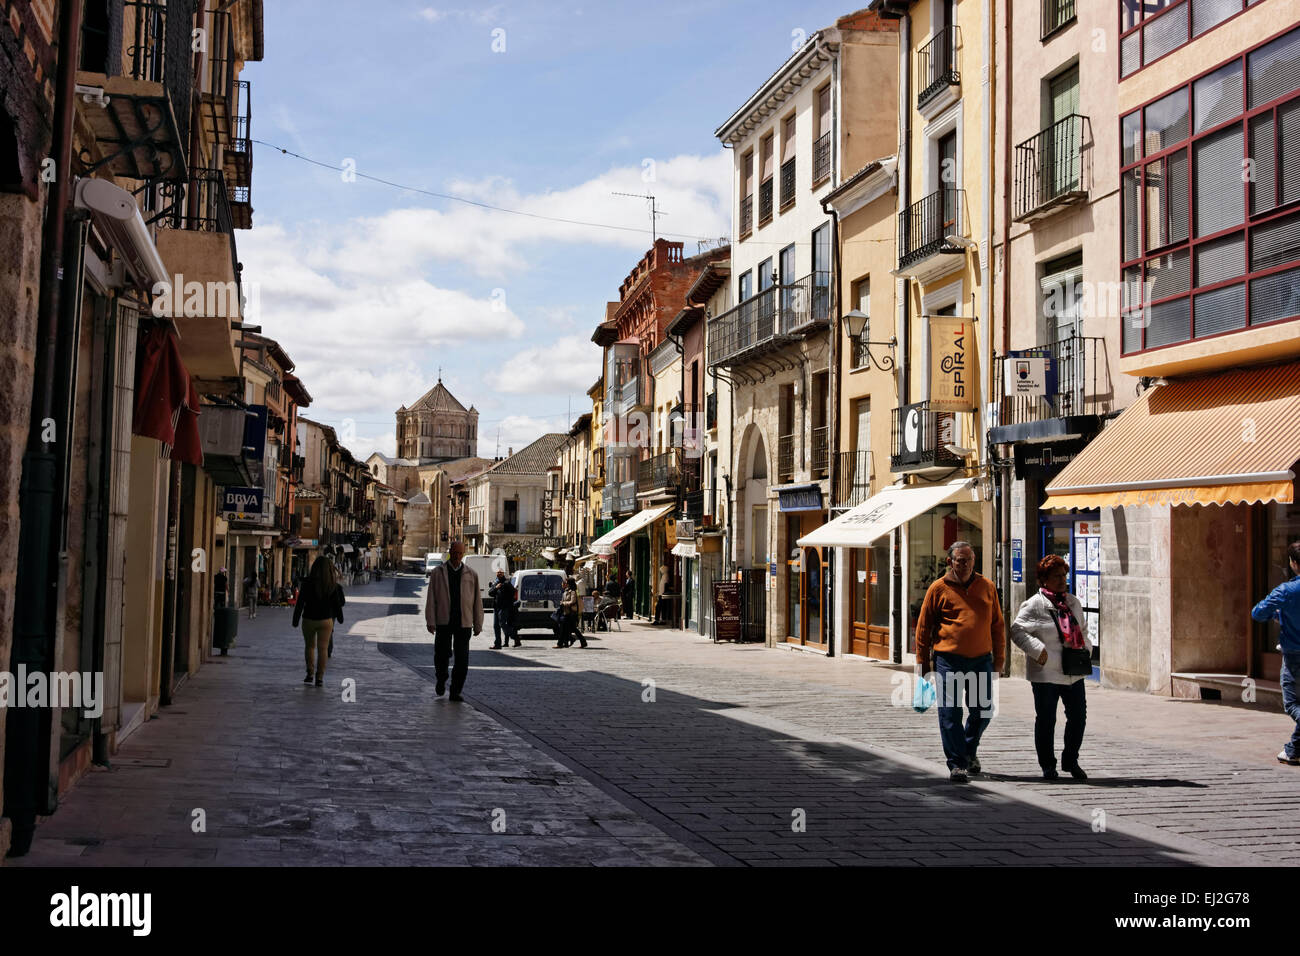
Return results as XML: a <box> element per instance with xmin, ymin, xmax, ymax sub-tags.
<box><xmin>488</xmin><ymin>334</ymin><xmax>601</xmax><ymax>395</ymax></box>
<box><xmin>481</xmin><ymin>414</ymin><xmax>570</xmax><ymax>459</ymax></box>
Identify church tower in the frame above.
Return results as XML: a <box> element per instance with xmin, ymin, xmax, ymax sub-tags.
<box><xmin>395</xmin><ymin>377</ymin><xmax>479</xmax><ymax>462</ymax></box>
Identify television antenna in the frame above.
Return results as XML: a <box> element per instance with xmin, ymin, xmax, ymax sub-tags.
<box><xmin>612</xmin><ymin>191</ymin><xmax>665</xmax><ymax>243</ymax></box>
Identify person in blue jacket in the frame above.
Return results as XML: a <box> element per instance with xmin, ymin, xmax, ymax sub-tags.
<box><xmin>1252</xmin><ymin>541</ymin><xmax>1300</xmax><ymax>766</ymax></box>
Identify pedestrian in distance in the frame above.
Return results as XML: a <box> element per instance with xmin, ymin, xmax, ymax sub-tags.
<box><xmin>1010</xmin><ymin>554</ymin><xmax>1093</xmax><ymax>780</ymax></box>
<box><xmin>424</xmin><ymin>540</ymin><xmax>484</xmax><ymax>702</ymax></box>
<box><xmin>621</xmin><ymin>571</ymin><xmax>636</xmax><ymax>621</ymax></box>
<box><xmin>1251</xmin><ymin>540</ymin><xmax>1300</xmax><ymax>766</ymax></box>
<box><xmin>554</xmin><ymin>576</ymin><xmax>586</xmax><ymax>648</ymax></box>
<box><xmin>214</xmin><ymin>567</ymin><xmax>228</xmax><ymax>608</ymax></box>
<box><xmin>244</xmin><ymin>571</ymin><xmax>259</xmax><ymax>619</ymax></box>
<box><xmin>292</xmin><ymin>556</ymin><xmax>345</xmax><ymax>687</ymax></box>
<box><xmin>914</xmin><ymin>541</ymin><xmax>1007</xmax><ymax>783</ymax></box>
<box><xmin>489</xmin><ymin>568</ymin><xmax>520</xmax><ymax>648</ymax></box>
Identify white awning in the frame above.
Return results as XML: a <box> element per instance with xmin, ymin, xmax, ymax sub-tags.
<box><xmin>541</xmin><ymin>547</ymin><xmax>558</xmax><ymax>562</ymax></box>
<box><xmin>589</xmin><ymin>504</ymin><xmax>674</xmax><ymax>555</ymax></box>
<box><xmin>340</xmin><ymin>543</ymin><xmax>354</xmax><ymax>553</ymax></box>
<box><xmin>671</xmin><ymin>541</ymin><xmax>697</xmax><ymax>558</ymax></box>
<box><xmin>796</xmin><ymin>477</ymin><xmax>978</xmax><ymax>549</ymax></box>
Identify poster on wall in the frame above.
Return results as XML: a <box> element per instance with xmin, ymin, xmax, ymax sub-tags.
<box><xmin>1087</xmin><ymin>536</ymin><xmax>1100</xmax><ymax>572</ymax></box>
<box><xmin>712</xmin><ymin>581</ymin><xmax>741</xmax><ymax>642</ymax></box>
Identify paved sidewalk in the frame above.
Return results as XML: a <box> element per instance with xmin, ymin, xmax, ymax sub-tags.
<box><xmin>9</xmin><ymin>575</ymin><xmax>706</xmax><ymax>867</ymax></box>
<box><xmin>431</xmin><ymin>619</ymin><xmax>1297</xmax><ymax>866</ymax></box>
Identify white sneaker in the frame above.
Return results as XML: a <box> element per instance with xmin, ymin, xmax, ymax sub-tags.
<box><xmin>1277</xmin><ymin>750</ymin><xmax>1299</xmax><ymax>766</ymax></box>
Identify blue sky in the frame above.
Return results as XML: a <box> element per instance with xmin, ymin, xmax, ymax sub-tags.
<box><xmin>239</xmin><ymin>0</ymin><xmax>857</xmax><ymax>460</ymax></box>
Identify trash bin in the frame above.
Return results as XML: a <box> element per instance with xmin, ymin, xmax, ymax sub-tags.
<box><xmin>213</xmin><ymin>606</ymin><xmax>239</xmax><ymax>655</ymax></box>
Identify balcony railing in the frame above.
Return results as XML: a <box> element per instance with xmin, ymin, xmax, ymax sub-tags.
<box><xmin>891</xmin><ymin>402</ymin><xmax>967</xmax><ymax>472</ymax></box>
<box><xmin>638</xmin><ymin>451</ymin><xmax>680</xmax><ymax>493</ymax></box>
<box><xmin>758</xmin><ymin>178</ymin><xmax>774</xmax><ymax>225</ymax></box>
<box><xmin>813</xmin><ymin>131</ymin><xmax>832</xmax><ymax>184</ymax></box>
<box><xmin>463</xmin><ymin>523</ymin><xmax>481</xmax><ymax>537</ymax></box>
<box><xmin>708</xmin><ymin>272</ymin><xmax>831</xmax><ymax>368</ymax></box>
<box><xmin>200</xmin><ymin>9</ymin><xmax>236</xmax><ymax>145</ymax></box>
<box><xmin>1013</xmin><ymin>115</ymin><xmax>1090</xmax><ymax>223</ymax></box>
<box><xmin>780</xmin><ymin>157</ymin><xmax>796</xmax><ymax>210</ymax></box>
<box><xmin>811</xmin><ymin>425</ymin><xmax>829</xmax><ymax>477</ymax></box>
<box><xmin>833</xmin><ymin>450</ymin><xmax>874</xmax><ymax>509</ymax></box>
<box><xmin>124</xmin><ymin>1</ymin><xmax>192</xmax><ymax>147</ymax></box>
<box><xmin>898</xmin><ymin>188</ymin><xmax>965</xmax><ymax>270</ymax></box>
<box><xmin>740</xmin><ymin>193</ymin><xmax>753</xmax><ymax>236</ymax></box>
<box><xmin>993</xmin><ymin>334</ymin><xmax>1104</xmax><ymax>431</ymax></box>
<box><xmin>778</xmin><ymin>433</ymin><xmax>795</xmax><ymax>482</ymax></box>
<box><xmin>1041</xmin><ymin>0</ymin><xmax>1076</xmax><ymax>38</ymax></box>
<box><xmin>917</xmin><ymin>26</ymin><xmax>960</xmax><ymax>109</ymax></box>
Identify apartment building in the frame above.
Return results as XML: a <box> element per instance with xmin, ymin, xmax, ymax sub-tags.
<box><xmin>712</xmin><ymin>10</ymin><xmax>899</xmax><ymax>651</ymax></box>
<box><xmin>1043</xmin><ymin>0</ymin><xmax>1300</xmax><ymax>701</ymax></box>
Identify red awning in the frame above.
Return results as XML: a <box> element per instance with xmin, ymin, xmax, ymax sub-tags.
<box><xmin>133</xmin><ymin>324</ymin><xmax>203</xmax><ymax>466</ymax></box>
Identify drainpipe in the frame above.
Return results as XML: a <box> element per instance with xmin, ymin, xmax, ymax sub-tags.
<box><xmin>5</xmin><ymin>0</ymin><xmax>83</xmax><ymax>858</ymax></box>
<box><xmin>822</xmin><ymin>194</ymin><xmax>842</xmax><ymax>660</ymax></box>
<box><xmin>892</xmin><ymin>8</ymin><xmax>912</xmax><ymax>665</ymax></box>
<box><xmin>999</xmin><ymin>0</ymin><xmax>1015</xmax><ymax>656</ymax></box>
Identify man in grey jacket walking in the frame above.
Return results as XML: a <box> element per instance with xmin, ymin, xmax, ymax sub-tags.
<box><xmin>425</xmin><ymin>540</ymin><xmax>484</xmax><ymax>702</ymax></box>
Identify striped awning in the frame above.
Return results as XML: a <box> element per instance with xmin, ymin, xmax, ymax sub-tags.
<box><xmin>1043</xmin><ymin>361</ymin><xmax>1300</xmax><ymax>510</ymax></box>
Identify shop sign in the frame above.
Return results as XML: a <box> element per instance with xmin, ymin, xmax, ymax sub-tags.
<box><xmin>1004</xmin><ymin>353</ymin><xmax>1055</xmax><ymax>398</ymax></box>
<box><xmin>221</xmin><ymin>486</ymin><xmax>263</xmax><ymax>518</ymax></box>
<box><xmin>928</xmin><ymin>316</ymin><xmax>975</xmax><ymax>412</ymax></box>
<box><xmin>1013</xmin><ymin>438</ymin><xmax>1087</xmax><ymax>480</ymax></box>
<box><xmin>777</xmin><ymin>486</ymin><xmax>823</xmax><ymax>512</ymax></box>
<box><xmin>1011</xmin><ymin>539</ymin><xmax>1023</xmax><ymax>583</ymax></box>
<box><xmin>676</xmin><ymin>518</ymin><xmax>695</xmax><ymax>540</ymax></box>
<box><xmin>712</xmin><ymin>581</ymin><xmax>742</xmax><ymax>641</ymax></box>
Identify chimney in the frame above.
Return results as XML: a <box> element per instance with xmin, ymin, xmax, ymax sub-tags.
<box><xmin>507</xmin><ymin>447</ymin><xmax>513</xmax><ymax>457</ymax></box>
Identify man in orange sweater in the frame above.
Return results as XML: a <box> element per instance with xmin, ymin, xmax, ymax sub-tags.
<box><xmin>914</xmin><ymin>541</ymin><xmax>1006</xmax><ymax>783</ymax></box>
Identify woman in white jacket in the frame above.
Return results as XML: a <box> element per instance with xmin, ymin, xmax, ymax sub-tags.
<box><xmin>1010</xmin><ymin>554</ymin><xmax>1093</xmax><ymax>780</ymax></box>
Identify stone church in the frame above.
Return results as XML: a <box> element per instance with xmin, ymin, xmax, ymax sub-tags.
<box><xmin>396</xmin><ymin>379</ymin><xmax>479</xmax><ymax>462</ymax></box>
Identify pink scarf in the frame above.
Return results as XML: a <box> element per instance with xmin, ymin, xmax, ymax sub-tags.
<box><xmin>1040</xmin><ymin>587</ymin><xmax>1085</xmax><ymax>649</ymax></box>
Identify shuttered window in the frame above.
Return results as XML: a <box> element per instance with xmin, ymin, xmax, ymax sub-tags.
<box><xmin>1248</xmin><ymin>28</ymin><xmax>1300</xmax><ymax>109</ymax></box>
<box><xmin>1194</xmin><ymin>126</ymin><xmax>1245</xmax><ymax>236</ymax></box>
<box><xmin>1193</xmin><ymin>0</ymin><xmax>1239</xmax><ymax>37</ymax></box>
<box><xmin>1251</xmin><ymin>112</ymin><xmax>1276</xmax><ymax>214</ymax></box>
<box><xmin>1250</xmin><ymin>210</ymin><xmax>1300</xmax><ymax>271</ymax></box>
<box><xmin>1250</xmin><ymin>266</ymin><xmax>1300</xmax><ymax>325</ymax></box>
<box><xmin>1193</xmin><ymin>282</ymin><xmax>1246</xmax><ymax>336</ymax></box>
<box><xmin>1195</xmin><ymin>233</ymin><xmax>1246</xmax><ymax>284</ymax></box>
<box><xmin>1193</xmin><ymin>61</ymin><xmax>1242</xmax><ymax>133</ymax></box>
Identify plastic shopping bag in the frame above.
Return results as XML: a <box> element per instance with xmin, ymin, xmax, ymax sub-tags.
<box><xmin>912</xmin><ymin>674</ymin><xmax>936</xmax><ymax>713</ymax></box>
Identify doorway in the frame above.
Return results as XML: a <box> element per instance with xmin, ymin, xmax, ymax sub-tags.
<box><xmin>1039</xmin><ymin>511</ymin><xmax>1101</xmax><ymax>678</ymax></box>
<box><xmin>850</xmin><ymin>543</ymin><xmax>890</xmax><ymax>658</ymax></box>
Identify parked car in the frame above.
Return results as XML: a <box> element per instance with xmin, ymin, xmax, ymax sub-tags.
<box><xmin>510</xmin><ymin>569</ymin><xmax>567</xmax><ymax>634</ymax></box>
<box><xmin>464</xmin><ymin>553</ymin><xmax>509</xmax><ymax>602</ymax></box>
<box><xmin>424</xmin><ymin>552</ymin><xmax>445</xmax><ymax>575</ymax></box>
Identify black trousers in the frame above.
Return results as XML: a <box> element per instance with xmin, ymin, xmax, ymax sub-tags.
<box><xmin>434</xmin><ymin>625</ymin><xmax>472</xmax><ymax>694</ymax></box>
<box><xmin>1031</xmin><ymin>679</ymin><xmax>1087</xmax><ymax>771</ymax></box>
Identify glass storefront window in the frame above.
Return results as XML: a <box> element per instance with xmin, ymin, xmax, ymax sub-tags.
<box><xmin>907</xmin><ymin>503</ymin><xmax>983</xmax><ymax>653</ymax></box>
<box><xmin>1259</xmin><ymin>490</ymin><xmax>1300</xmax><ymax>667</ymax></box>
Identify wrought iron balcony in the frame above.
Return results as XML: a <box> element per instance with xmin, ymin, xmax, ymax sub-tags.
<box><xmin>1013</xmin><ymin>115</ymin><xmax>1090</xmax><ymax>223</ymax></box>
<box><xmin>463</xmin><ymin>523</ymin><xmax>481</xmax><ymax>537</ymax></box>
<box><xmin>780</xmin><ymin>157</ymin><xmax>796</xmax><ymax>210</ymax></box>
<box><xmin>990</xmin><ymin>333</ymin><xmax>1105</xmax><ymax>444</ymax></box>
<box><xmin>917</xmin><ymin>26</ymin><xmax>960</xmax><ymax>109</ymax></box>
<box><xmin>200</xmin><ymin>8</ymin><xmax>236</xmax><ymax>146</ymax></box>
<box><xmin>758</xmin><ymin>178</ymin><xmax>774</xmax><ymax>225</ymax></box>
<box><xmin>740</xmin><ymin>194</ymin><xmax>753</xmax><ymax>237</ymax></box>
<box><xmin>227</xmin><ymin>81</ymin><xmax>253</xmax><ymax>229</ymax></box>
<box><xmin>811</xmin><ymin>425</ymin><xmax>829</xmax><ymax>477</ymax></box>
<box><xmin>638</xmin><ymin>451</ymin><xmax>680</xmax><ymax>494</ymax></box>
<box><xmin>891</xmin><ymin>401</ymin><xmax>968</xmax><ymax>472</ymax></box>
<box><xmin>833</xmin><ymin>450</ymin><xmax>874</xmax><ymax>509</ymax></box>
<box><xmin>898</xmin><ymin>188</ymin><xmax>966</xmax><ymax>272</ymax></box>
<box><xmin>778</xmin><ymin>433</ymin><xmax>795</xmax><ymax>482</ymax></box>
<box><xmin>813</xmin><ymin>131</ymin><xmax>832</xmax><ymax>184</ymax></box>
<box><xmin>707</xmin><ymin>272</ymin><xmax>832</xmax><ymax>369</ymax></box>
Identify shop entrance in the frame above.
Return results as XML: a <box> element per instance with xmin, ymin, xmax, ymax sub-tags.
<box><xmin>850</xmin><ymin>543</ymin><xmax>890</xmax><ymax>658</ymax></box>
<box><xmin>1039</xmin><ymin>512</ymin><xmax>1101</xmax><ymax>679</ymax></box>
<box><xmin>785</xmin><ymin>512</ymin><xmax>828</xmax><ymax>649</ymax></box>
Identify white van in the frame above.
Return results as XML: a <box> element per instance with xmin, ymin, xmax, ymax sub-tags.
<box><xmin>424</xmin><ymin>552</ymin><xmax>445</xmax><ymax>574</ymax></box>
<box><xmin>464</xmin><ymin>553</ymin><xmax>509</xmax><ymax>602</ymax></box>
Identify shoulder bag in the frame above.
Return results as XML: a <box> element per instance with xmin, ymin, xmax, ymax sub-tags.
<box><xmin>1048</xmin><ymin>596</ymin><xmax>1092</xmax><ymax>676</ymax></box>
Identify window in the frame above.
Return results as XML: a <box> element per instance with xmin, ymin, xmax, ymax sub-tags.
<box><xmin>814</xmin><ymin>85</ymin><xmax>832</xmax><ymax>183</ymax></box>
<box><xmin>741</xmin><ymin>150</ymin><xmax>755</xmax><ymax>236</ymax></box>
<box><xmin>1042</xmin><ymin>0</ymin><xmax>1076</xmax><ymax>38</ymax></box>
<box><xmin>739</xmin><ymin>270</ymin><xmax>752</xmax><ymax>302</ymax></box>
<box><xmin>779</xmin><ymin>243</ymin><xmax>796</xmax><ymax>316</ymax></box>
<box><xmin>780</xmin><ymin>114</ymin><xmax>797</xmax><ymax>211</ymax></box>
<box><xmin>1120</xmin><ymin>0</ymin><xmax>1257</xmax><ymax>78</ymax></box>
<box><xmin>758</xmin><ymin>258</ymin><xmax>774</xmax><ymax>291</ymax></box>
<box><xmin>1041</xmin><ymin>251</ymin><xmax>1083</xmax><ymax>344</ymax></box>
<box><xmin>1120</xmin><ymin>26</ymin><xmax>1300</xmax><ymax>353</ymax></box>
<box><xmin>759</xmin><ymin>134</ymin><xmax>775</xmax><ymax>224</ymax></box>
<box><xmin>812</xmin><ymin>224</ymin><xmax>831</xmax><ymax>321</ymax></box>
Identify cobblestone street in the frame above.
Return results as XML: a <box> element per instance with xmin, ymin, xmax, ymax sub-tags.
<box><xmin>10</xmin><ymin>573</ymin><xmax>1298</xmax><ymax>867</ymax></box>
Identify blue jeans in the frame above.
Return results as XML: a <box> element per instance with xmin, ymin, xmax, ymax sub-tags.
<box><xmin>1281</xmin><ymin>653</ymin><xmax>1300</xmax><ymax>758</ymax></box>
<box><xmin>933</xmin><ymin>651</ymin><xmax>994</xmax><ymax>771</ymax></box>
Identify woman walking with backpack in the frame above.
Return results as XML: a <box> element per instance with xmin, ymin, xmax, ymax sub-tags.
<box><xmin>293</xmin><ymin>556</ymin><xmax>346</xmax><ymax>687</ymax></box>
<box><xmin>1010</xmin><ymin>554</ymin><xmax>1094</xmax><ymax>780</ymax></box>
